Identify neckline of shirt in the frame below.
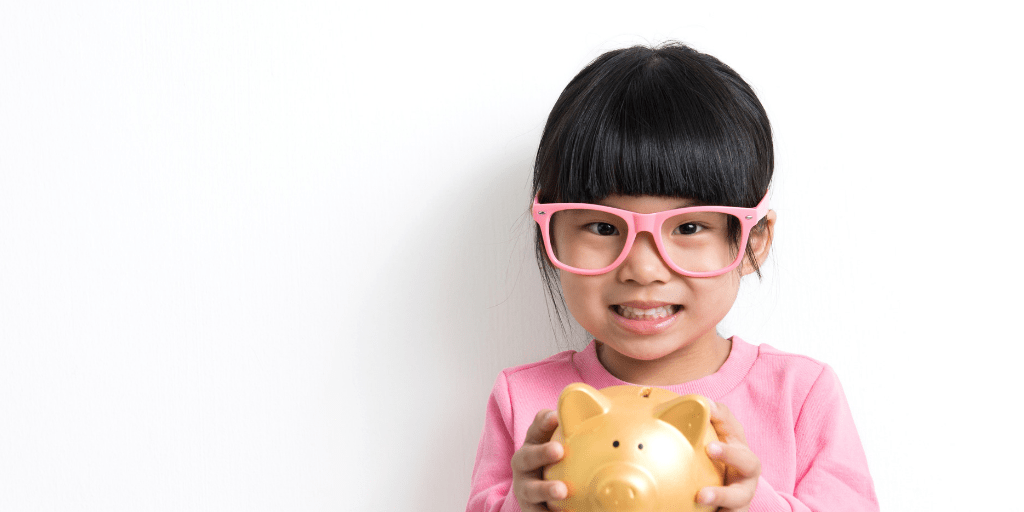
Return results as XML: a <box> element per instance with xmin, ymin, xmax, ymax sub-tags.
<box><xmin>570</xmin><ymin>336</ymin><xmax>758</xmax><ymax>400</ymax></box>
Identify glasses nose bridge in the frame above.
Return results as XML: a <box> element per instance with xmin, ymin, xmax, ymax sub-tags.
<box><xmin>627</xmin><ymin>212</ymin><xmax>665</xmax><ymax>258</ymax></box>
<box><xmin>618</xmin><ymin>212</ymin><xmax>671</xmax><ymax>283</ymax></box>
<box><xmin>632</xmin><ymin>212</ymin><xmax>659</xmax><ymax>236</ymax></box>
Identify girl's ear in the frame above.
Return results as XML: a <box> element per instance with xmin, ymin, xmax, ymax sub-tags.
<box><xmin>741</xmin><ymin>209</ymin><xmax>776</xmax><ymax>276</ymax></box>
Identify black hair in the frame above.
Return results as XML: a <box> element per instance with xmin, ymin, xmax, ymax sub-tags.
<box><xmin>532</xmin><ymin>42</ymin><xmax>774</xmax><ymax>332</ymax></box>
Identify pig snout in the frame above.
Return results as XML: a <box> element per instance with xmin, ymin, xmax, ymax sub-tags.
<box><xmin>589</xmin><ymin>464</ymin><xmax>655</xmax><ymax>512</ymax></box>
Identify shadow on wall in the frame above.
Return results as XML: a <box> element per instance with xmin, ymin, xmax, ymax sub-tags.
<box><xmin>380</xmin><ymin>145</ymin><xmax>589</xmax><ymax>510</ymax></box>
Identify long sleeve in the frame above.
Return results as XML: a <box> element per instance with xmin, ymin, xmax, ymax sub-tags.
<box><xmin>747</xmin><ymin>365</ymin><xmax>878</xmax><ymax>512</ymax></box>
<box><xmin>466</xmin><ymin>372</ymin><xmax>521</xmax><ymax>512</ymax></box>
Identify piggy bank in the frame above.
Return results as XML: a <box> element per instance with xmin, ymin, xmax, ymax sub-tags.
<box><xmin>543</xmin><ymin>383</ymin><xmax>724</xmax><ymax>512</ymax></box>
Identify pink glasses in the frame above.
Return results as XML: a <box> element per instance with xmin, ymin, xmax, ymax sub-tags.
<box><xmin>532</xmin><ymin>192</ymin><xmax>770</xmax><ymax>277</ymax></box>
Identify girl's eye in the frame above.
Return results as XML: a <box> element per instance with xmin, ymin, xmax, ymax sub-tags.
<box><xmin>673</xmin><ymin>222</ymin><xmax>703</xmax><ymax>235</ymax></box>
<box><xmin>585</xmin><ymin>222</ymin><xmax>619</xmax><ymax>236</ymax></box>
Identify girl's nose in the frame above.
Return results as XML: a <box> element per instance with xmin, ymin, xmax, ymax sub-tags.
<box><xmin>616</xmin><ymin>232</ymin><xmax>672</xmax><ymax>285</ymax></box>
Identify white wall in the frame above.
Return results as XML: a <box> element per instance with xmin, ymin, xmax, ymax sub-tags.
<box><xmin>2</xmin><ymin>1</ymin><xmax>1021</xmax><ymax>510</ymax></box>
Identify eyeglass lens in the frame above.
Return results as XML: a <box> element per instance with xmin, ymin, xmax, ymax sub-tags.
<box><xmin>549</xmin><ymin>208</ymin><xmax>741</xmax><ymax>273</ymax></box>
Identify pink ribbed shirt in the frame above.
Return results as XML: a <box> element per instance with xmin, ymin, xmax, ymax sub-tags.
<box><xmin>466</xmin><ymin>337</ymin><xmax>877</xmax><ymax>512</ymax></box>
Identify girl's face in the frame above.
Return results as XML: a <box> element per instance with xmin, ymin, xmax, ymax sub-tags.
<box><xmin>558</xmin><ymin>194</ymin><xmax>775</xmax><ymax>373</ymax></box>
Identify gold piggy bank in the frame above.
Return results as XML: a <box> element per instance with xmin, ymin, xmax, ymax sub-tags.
<box><xmin>543</xmin><ymin>383</ymin><xmax>724</xmax><ymax>512</ymax></box>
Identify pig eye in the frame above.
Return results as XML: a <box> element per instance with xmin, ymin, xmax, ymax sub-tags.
<box><xmin>638</xmin><ymin>443</ymin><xmax>644</xmax><ymax>450</ymax></box>
<box><xmin>613</xmin><ymin>440</ymin><xmax>620</xmax><ymax>448</ymax></box>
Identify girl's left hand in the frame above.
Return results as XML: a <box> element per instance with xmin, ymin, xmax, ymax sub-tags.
<box><xmin>697</xmin><ymin>401</ymin><xmax>761</xmax><ymax>512</ymax></box>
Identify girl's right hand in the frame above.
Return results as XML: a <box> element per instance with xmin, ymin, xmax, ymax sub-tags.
<box><xmin>510</xmin><ymin>409</ymin><xmax>568</xmax><ymax>511</ymax></box>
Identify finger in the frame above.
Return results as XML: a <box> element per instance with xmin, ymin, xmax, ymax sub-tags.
<box><xmin>697</xmin><ymin>483</ymin><xmax>756</xmax><ymax>511</ymax></box>
<box><xmin>519</xmin><ymin>502</ymin><xmax>550</xmax><ymax>512</ymax></box>
<box><xmin>708</xmin><ymin>401</ymin><xmax>748</xmax><ymax>444</ymax></box>
<box><xmin>516</xmin><ymin>479</ymin><xmax>568</xmax><ymax>509</ymax></box>
<box><xmin>524</xmin><ymin>409</ymin><xmax>560</xmax><ymax>445</ymax></box>
<box><xmin>706</xmin><ymin>441</ymin><xmax>760</xmax><ymax>478</ymax></box>
<box><xmin>511</xmin><ymin>441</ymin><xmax>564</xmax><ymax>473</ymax></box>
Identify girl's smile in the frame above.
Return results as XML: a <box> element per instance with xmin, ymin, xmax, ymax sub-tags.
<box><xmin>610</xmin><ymin>301</ymin><xmax>681</xmax><ymax>335</ymax></box>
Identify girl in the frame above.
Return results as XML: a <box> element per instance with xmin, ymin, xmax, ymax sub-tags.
<box><xmin>467</xmin><ymin>43</ymin><xmax>877</xmax><ymax>512</ymax></box>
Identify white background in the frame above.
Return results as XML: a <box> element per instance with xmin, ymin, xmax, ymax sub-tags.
<box><xmin>2</xmin><ymin>1</ymin><xmax>1021</xmax><ymax>510</ymax></box>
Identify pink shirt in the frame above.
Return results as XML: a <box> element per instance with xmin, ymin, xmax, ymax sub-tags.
<box><xmin>467</xmin><ymin>337</ymin><xmax>878</xmax><ymax>512</ymax></box>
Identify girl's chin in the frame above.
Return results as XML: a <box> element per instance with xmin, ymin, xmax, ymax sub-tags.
<box><xmin>598</xmin><ymin>337</ymin><xmax>682</xmax><ymax>362</ymax></box>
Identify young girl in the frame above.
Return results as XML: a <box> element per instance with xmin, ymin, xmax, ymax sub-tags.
<box><xmin>467</xmin><ymin>43</ymin><xmax>877</xmax><ymax>512</ymax></box>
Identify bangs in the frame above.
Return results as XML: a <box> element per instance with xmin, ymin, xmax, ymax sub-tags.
<box><xmin>534</xmin><ymin>45</ymin><xmax>772</xmax><ymax>208</ymax></box>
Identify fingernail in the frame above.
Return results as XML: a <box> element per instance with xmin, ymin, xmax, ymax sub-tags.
<box><xmin>552</xmin><ymin>482</ymin><xmax>568</xmax><ymax>500</ymax></box>
<box><xmin>550</xmin><ymin>442</ymin><xmax>564</xmax><ymax>459</ymax></box>
<box><xmin>706</xmin><ymin>442</ymin><xmax>723</xmax><ymax>457</ymax></box>
<box><xmin>698</xmin><ymin>488</ymin><xmax>715</xmax><ymax>504</ymax></box>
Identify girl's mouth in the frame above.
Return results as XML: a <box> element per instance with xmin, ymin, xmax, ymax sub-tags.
<box><xmin>613</xmin><ymin>304</ymin><xmax>682</xmax><ymax>320</ymax></box>
<box><xmin>610</xmin><ymin>304</ymin><xmax>682</xmax><ymax>335</ymax></box>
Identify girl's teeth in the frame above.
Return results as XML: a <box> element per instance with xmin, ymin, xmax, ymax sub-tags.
<box><xmin>616</xmin><ymin>305</ymin><xmax>675</xmax><ymax>320</ymax></box>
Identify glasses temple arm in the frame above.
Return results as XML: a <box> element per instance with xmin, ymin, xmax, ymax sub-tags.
<box><xmin>754</xmin><ymin>190</ymin><xmax>771</xmax><ymax>219</ymax></box>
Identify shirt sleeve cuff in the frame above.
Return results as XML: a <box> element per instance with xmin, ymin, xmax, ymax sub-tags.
<box><xmin>748</xmin><ymin>475</ymin><xmax>803</xmax><ymax>512</ymax></box>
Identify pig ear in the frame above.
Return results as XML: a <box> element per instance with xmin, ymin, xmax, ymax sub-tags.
<box><xmin>557</xmin><ymin>383</ymin><xmax>611</xmax><ymax>436</ymax></box>
<box><xmin>654</xmin><ymin>394</ymin><xmax>711</xmax><ymax>447</ymax></box>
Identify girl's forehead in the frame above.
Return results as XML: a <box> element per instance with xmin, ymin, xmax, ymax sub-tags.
<box><xmin>597</xmin><ymin>195</ymin><xmax>700</xmax><ymax>213</ymax></box>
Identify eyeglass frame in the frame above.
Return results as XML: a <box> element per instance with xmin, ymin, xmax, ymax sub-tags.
<box><xmin>532</xmin><ymin>191</ymin><xmax>771</xmax><ymax>277</ymax></box>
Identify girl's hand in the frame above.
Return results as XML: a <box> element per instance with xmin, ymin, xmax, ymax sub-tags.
<box><xmin>510</xmin><ymin>409</ymin><xmax>568</xmax><ymax>512</ymax></box>
<box><xmin>698</xmin><ymin>401</ymin><xmax>761</xmax><ymax>512</ymax></box>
